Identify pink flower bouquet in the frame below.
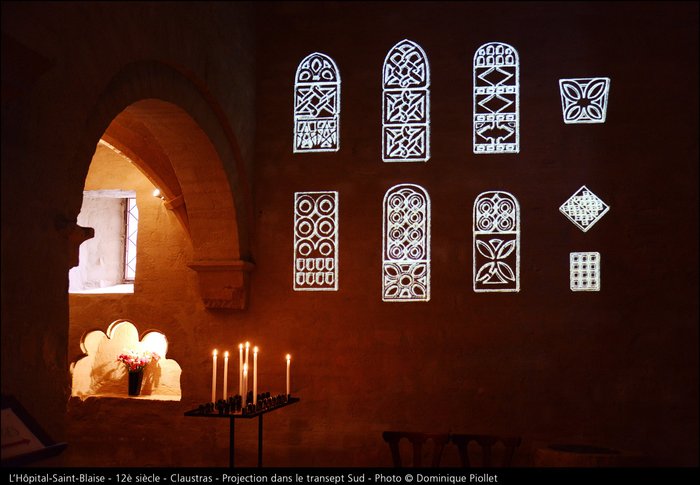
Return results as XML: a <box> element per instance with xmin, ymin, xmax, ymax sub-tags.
<box><xmin>117</xmin><ymin>349</ymin><xmax>160</xmax><ymax>372</ymax></box>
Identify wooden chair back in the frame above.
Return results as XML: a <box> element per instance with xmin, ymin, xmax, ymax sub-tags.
<box><xmin>449</xmin><ymin>434</ymin><xmax>522</xmax><ymax>467</ymax></box>
<box><xmin>382</xmin><ymin>431</ymin><xmax>451</xmax><ymax>468</ymax></box>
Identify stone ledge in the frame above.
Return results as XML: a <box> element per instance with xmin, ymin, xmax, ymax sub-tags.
<box><xmin>72</xmin><ymin>393</ymin><xmax>180</xmax><ymax>402</ymax></box>
<box><xmin>188</xmin><ymin>259</ymin><xmax>255</xmax><ymax>311</ymax></box>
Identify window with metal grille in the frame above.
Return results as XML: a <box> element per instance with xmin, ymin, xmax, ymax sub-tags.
<box><xmin>124</xmin><ymin>197</ymin><xmax>138</xmax><ymax>282</ymax></box>
<box><xmin>68</xmin><ymin>190</ymin><xmax>137</xmax><ymax>294</ymax></box>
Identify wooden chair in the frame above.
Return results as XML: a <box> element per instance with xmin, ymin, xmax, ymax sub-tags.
<box><xmin>449</xmin><ymin>434</ymin><xmax>522</xmax><ymax>467</ymax></box>
<box><xmin>382</xmin><ymin>431</ymin><xmax>451</xmax><ymax>468</ymax></box>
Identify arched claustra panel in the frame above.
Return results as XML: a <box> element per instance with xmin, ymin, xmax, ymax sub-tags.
<box><xmin>382</xmin><ymin>183</ymin><xmax>431</xmax><ymax>302</ymax></box>
<box><xmin>473</xmin><ymin>42</ymin><xmax>520</xmax><ymax>154</ymax></box>
<box><xmin>382</xmin><ymin>39</ymin><xmax>430</xmax><ymax>162</ymax></box>
<box><xmin>293</xmin><ymin>52</ymin><xmax>341</xmax><ymax>153</ymax></box>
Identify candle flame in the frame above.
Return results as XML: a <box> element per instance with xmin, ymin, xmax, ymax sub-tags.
<box><xmin>245</xmin><ymin>341</ymin><xmax>250</xmax><ymax>348</ymax></box>
<box><xmin>239</xmin><ymin>343</ymin><xmax>243</xmax><ymax>349</ymax></box>
<box><xmin>213</xmin><ymin>349</ymin><xmax>218</xmax><ymax>356</ymax></box>
<box><xmin>224</xmin><ymin>351</ymin><xmax>229</xmax><ymax>358</ymax></box>
<box><xmin>254</xmin><ymin>346</ymin><xmax>259</xmax><ymax>353</ymax></box>
<box><xmin>286</xmin><ymin>354</ymin><xmax>291</xmax><ymax>361</ymax></box>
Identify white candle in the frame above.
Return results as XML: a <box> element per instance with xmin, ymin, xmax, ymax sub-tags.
<box><xmin>244</xmin><ymin>342</ymin><xmax>250</xmax><ymax>397</ymax></box>
<box><xmin>211</xmin><ymin>349</ymin><xmax>218</xmax><ymax>403</ymax></box>
<box><xmin>286</xmin><ymin>354</ymin><xmax>291</xmax><ymax>397</ymax></box>
<box><xmin>242</xmin><ymin>363</ymin><xmax>248</xmax><ymax>406</ymax></box>
<box><xmin>253</xmin><ymin>347</ymin><xmax>258</xmax><ymax>405</ymax></box>
<box><xmin>223</xmin><ymin>351</ymin><xmax>229</xmax><ymax>400</ymax></box>
<box><xmin>238</xmin><ymin>343</ymin><xmax>243</xmax><ymax>397</ymax></box>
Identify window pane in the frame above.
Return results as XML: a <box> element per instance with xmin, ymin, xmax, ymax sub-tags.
<box><xmin>124</xmin><ymin>197</ymin><xmax>138</xmax><ymax>281</ymax></box>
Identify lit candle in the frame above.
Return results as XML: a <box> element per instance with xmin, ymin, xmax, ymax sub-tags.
<box><xmin>244</xmin><ymin>342</ymin><xmax>250</xmax><ymax>396</ymax></box>
<box><xmin>238</xmin><ymin>343</ymin><xmax>243</xmax><ymax>397</ymax></box>
<box><xmin>253</xmin><ymin>346</ymin><xmax>258</xmax><ymax>405</ymax></box>
<box><xmin>286</xmin><ymin>354</ymin><xmax>291</xmax><ymax>397</ymax></box>
<box><xmin>223</xmin><ymin>351</ymin><xmax>229</xmax><ymax>400</ymax></box>
<box><xmin>211</xmin><ymin>349</ymin><xmax>218</xmax><ymax>403</ymax></box>
<box><xmin>242</xmin><ymin>363</ymin><xmax>248</xmax><ymax>406</ymax></box>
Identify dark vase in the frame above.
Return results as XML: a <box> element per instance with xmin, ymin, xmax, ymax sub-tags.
<box><xmin>128</xmin><ymin>370</ymin><xmax>144</xmax><ymax>396</ymax></box>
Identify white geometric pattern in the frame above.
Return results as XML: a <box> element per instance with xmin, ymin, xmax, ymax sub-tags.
<box><xmin>570</xmin><ymin>252</ymin><xmax>600</xmax><ymax>291</ymax></box>
<box><xmin>559</xmin><ymin>185</ymin><xmax>610</xmax><ymax>232</ymax></box>
<box><xmin>559</xmin><ymin>77</ymin><xmax>610</xmax><ymax>124</ymax></box>
<box><xmin>382</xmin><ymin>39</ymin><xmax>430</xmax><ymax>162</ymax></box>
<box><xmin>382</xmin><ymin>184</ymin><xmax>430</xmax><ymax>302</ymax></box>
<box><xmin>473</xmin><ymin>42</ymin><xmax>520</xmax><ymax>154</ymax></box>
<box><xmin>294</xmin><ymin>191</ymin><xmax>338</xmax><ymax>291</ymax></box>
<box><xmin>473</xmin><ymin>191</ymin><xmax>520</xmax><ymax>292</ymax></box>
<box><xmin>294</xmin><ymin>53</ymin><xmax>341</xmax><ymax>152</ymax></box>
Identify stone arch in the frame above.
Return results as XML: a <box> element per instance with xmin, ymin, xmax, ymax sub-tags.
<box><xmin>69</xmin><ymin>61</ymin><xmax>254</xmax><ymax>309</ymax></box>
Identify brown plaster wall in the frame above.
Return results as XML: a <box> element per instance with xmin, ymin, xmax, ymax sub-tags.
<box><xmin>66</xmin><ymin>146</ymin><xmax>200</xmax><ymax>465</ymax></box>
<box><xmin>1</xmin><ymin>1</ymin><xmax>255</xmax><ymax>462</ymax></box>
<box><xmin>1</xmin><ymin>1</ymin><xmax>698</xmax><ymax>468</ymax></box>
<box><xmin>250</xmin><ymin>1</ymin><xmax>698</xmax><ymax>466</ymax></box>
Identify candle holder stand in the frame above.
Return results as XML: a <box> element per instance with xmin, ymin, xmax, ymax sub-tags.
<box><xmin>184</xmin><ymin>393</ymin><xmax>299</xmax><ymax>468</ymax></box>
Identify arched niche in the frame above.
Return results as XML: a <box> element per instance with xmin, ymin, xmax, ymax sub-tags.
<box><xmin>71</xmin><ymin>319</ymin><xmax>181</xmax><ymax>400</ymax></box>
